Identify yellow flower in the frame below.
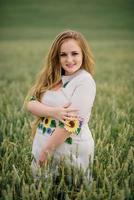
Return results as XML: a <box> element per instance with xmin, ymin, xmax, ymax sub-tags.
<box><xmin>64</xmin><ymin>119</ymin><xmax>80</xmax><ymax>133</ymax></box>
<box><xmin>44</xmin><ymin>117</ymin><xmax>51</xmax><ymax>128</ymax></box>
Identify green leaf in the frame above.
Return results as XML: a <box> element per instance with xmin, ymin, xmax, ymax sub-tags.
<box><xmin>50</xmin><ymin>120</ymin><xmax>56</xmax><ymax>128</ymax></box>
<box><xmin>77</xmin><ymin>128</ymin><xmax>81</xmax><ymax>135</ymax></box>
<box><xmin>63</xmin><ymin>81</ymin><xmax>69</xmax><ymax>88</ymax></box>
<box><xmin>30</xmin><ymin>95</ymin><xmax>37</xmax><ymax>101</ymax></box>
<box><xmin>43</xmin><ymin>127</ymin><xmax>46</xmax><ymax>134</ymax></box>
<box><xmin>59</xmin><ymin>121</ymin><xmax>64</xmax><ymax>128</ymax></box>
<box><xmin>65</xmin><ymin>137</ymin><xmax>72</xmax><ymax>144</ymax></box>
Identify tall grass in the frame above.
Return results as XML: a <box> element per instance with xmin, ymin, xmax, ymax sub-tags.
<box><xmin>0</xmin><ymin>0</ymin><xmax>134</xmax><ymax>199</ymax></box>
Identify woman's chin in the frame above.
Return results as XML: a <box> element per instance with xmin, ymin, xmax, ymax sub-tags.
<box><xmin>65</xmin><ymin>68</ymin><xmax>79</xmax><ymax>75</ymax></box>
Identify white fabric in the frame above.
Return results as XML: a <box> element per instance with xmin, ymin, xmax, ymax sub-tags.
<box><xmin>31</xmin><ymin>69</ymin><xmax>96</xmax><ymax>175</ymax></box>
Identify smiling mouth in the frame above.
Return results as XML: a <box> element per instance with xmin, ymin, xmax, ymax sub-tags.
<box><xmin>66</xmin><ymin>64</ymin><xmax>75</xmax><ymax>68</ymax></box>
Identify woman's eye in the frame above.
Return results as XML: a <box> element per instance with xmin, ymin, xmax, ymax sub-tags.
<box><xmin>60</xmin><ymin>54</ymin><xmax>66</xmax><ymax>57</ymax></box>
<box><xmin>72</xmin><ymin>52</ymin><xmax>78</xmax><ymax>56</ymax></box>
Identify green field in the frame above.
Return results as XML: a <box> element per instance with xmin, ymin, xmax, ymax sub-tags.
<box><xmin>0</xmin><ymin>0</ymin><xmax>134</xmax><ymax>199</ymax></box>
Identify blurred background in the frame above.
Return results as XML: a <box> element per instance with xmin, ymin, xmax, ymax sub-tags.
<box><xmin>0</xmin><ymin>0</ymin><xmax>134</xmax><ymax>40</ymax></box>
<box><xmin>0</xmin><ymin>0</ymin><xmax>134</xmax><ymax>198</ymax></box>
<box><xmin>0</xmin><ymin>0</ymin><xmax>134</xmax><ymax>83</ymax></box>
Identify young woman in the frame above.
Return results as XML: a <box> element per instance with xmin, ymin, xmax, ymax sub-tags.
<box><xmin>26</xmin><ymin>30</ymin><xmax>96</xmax><ymax>179</ymax></box>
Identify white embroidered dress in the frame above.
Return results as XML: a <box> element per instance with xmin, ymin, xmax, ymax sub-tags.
<box><xmin>31</xmin><ymin>69</ymin><xmax>96</xmax><ymax>175</ymax></box>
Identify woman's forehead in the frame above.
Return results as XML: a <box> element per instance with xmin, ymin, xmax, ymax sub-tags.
<box><xmin>60</xmin><ymin>39</ymin><xmax>81</xmax><ymax>52</ymax></box>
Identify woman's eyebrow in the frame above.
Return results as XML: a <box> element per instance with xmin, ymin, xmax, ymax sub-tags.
<box><xmin>72</xmin><ymin>51</ymin><xmax>79</xmax><ymax>53</ymax></box>
<box><xmin>60</xmin><ymin>50</ymin><xmax>79</xmax><ymax>54</ymax></box>
<box><xmin>60</xmin><ymin>52</ymin><xmax>66</xmax><ymax>54</ymax></box>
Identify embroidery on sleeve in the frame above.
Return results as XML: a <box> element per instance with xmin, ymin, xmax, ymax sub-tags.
<box><xmin>63</xmin><ymin>81</ymin><xmax>70</xmax><ymax>88</ymax></box>
<box><xmin>59</xmin><ymin>119</ymin><xmax>83</xmax><ymax>135</ymax></box>
<box><xmin>38</xmin><ymin>117</ymin><xmax>56</xmax><ymax>135</ymax></box>
<box><xmin>30</xmin><ymin>95</ymin><xmax>37</xmax><ymax>101</ymax></box>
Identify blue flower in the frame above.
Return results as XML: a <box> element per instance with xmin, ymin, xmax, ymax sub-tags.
<box><xmin>79</xmin><ymin>120</ymin><xmax>83</xmax><ymax>128</ymax></box>
<box><xmin>46</xmin><ymin>128</ymin><xmax>52</xmax><ymax>135</ymax></box>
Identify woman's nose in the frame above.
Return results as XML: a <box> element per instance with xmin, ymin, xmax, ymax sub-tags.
<box><xmin>66</xmin><ymin>54</ymin><xmax>73</xmax><ymax>62</ymax></box>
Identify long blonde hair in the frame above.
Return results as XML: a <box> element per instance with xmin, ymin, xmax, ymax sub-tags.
<box><xmin>25</xmin><ymin>29</ymin><xmax>95</xmax><ymax>138</ymax></box>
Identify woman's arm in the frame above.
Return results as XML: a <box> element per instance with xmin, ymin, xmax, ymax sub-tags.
<box><xmin>38</xmin><ymin>127</ymin><xmax>69</xmax><ymax>166</ymax></box>
<box><xmin>27</xmin><ymin>100</ymin><xmax>56</xmax><ymax>117</ymax></box>
<box><xmin>27</xmin><ymin>100</ymin><xmax>79</xmax><ymax>123</ymax></box>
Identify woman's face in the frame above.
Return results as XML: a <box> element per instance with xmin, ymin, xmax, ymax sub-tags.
<box><xmin>59</xmin><ymin>39</ymin><xmax>83</xmax><ymax>75</ymax></box>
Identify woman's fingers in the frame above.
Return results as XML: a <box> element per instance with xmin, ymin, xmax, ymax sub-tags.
<box><xmin>60</xmin><ymin>119</ymin><xmax>71</xmax><ymax>126</ymax></box>
<box><xmin>63</xmin><ymin>116</ymin><xmax>77</xmax><ymax>120</ymax></box>
<box><xmin>63</xmin><ymin>103</ymin><xmax>79</xmax><ymax>112</ymax></box>
<box><xmin>63</xmin><ymin>111</ymin><xmax>79</xmax><ymax>120</ymax></box>
<box><xmin>63</xmin><ymin>102</ymin><xmax>71</xmax><ymax>108</ymax></box>
<box><xmin>65</xmin><ymin>112</ymin><xmax>78</xmax><ymax>118</ymax></box>
<box><xmin>67</xmin><ymin>108</ymin><xmax>79</xmax><ymax>113</ymax></box>
<box><xmin>56</xmin><ymin>105</ymin><xmax>79</xmax><ymax>122</ymax></box>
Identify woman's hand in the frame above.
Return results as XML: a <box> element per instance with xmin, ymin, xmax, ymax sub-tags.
<box><xmin>38</xmin><ymin>150</ymin><xmax>47</xmax><ymax>167</ymax></box>
<box><xmin>52</xmin><ymin>102</ymin><xmax>79</xmax><ymax>124</ymax></box>
<box><xmin>27</xmin><ymin>101</ymin><xmax>79</xmax><ymax>122</ymax></box>
<box><xmin>38</xmin><ymin>126</ymin><xmax>71</xmax><ymax>167</ymax></box>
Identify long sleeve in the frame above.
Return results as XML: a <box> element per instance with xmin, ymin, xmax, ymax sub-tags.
<box><xmin>70</xmin><ymin>77</ymin><xmax>96</xmax><ymax>122</ymax></box>
<box><xmin>58</xmin><ymin>75</ymin><xmax>96</xmax><ymax>135</ymax></box>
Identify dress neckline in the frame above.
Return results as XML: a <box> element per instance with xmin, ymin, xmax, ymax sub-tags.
<box><xmin>61</xmin><ymin>69</ymin><xmax>84</xmax><ymax>85</ymax></box>
<box><xmin>48</xmin><ymin>69</ymin><xmax>85</xmax><ymax>92</ymax></box>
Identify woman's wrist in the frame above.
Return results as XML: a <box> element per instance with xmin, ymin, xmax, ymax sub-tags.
<box><xmin>48</xmin><ymin>107</ymin><xmax>58</xmax><ymax>119</ymax></box>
